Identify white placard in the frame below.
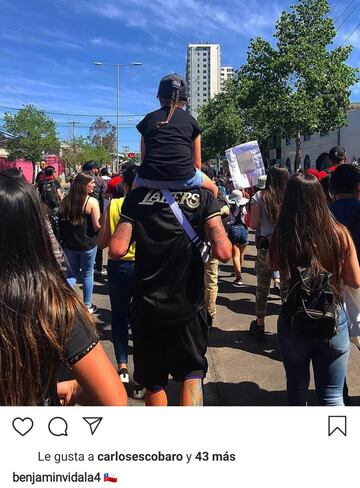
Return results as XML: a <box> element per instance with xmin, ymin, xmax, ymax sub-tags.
<box><xmin>225</xmin><ymin>140</ymin><xmax>265</xmax><ymax>189</ymax></box>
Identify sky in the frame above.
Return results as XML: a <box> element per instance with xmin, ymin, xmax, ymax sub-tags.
<box><xmin>1</xmin><ymin>0</ymin><xmax>360</xmax><ymax>151</ymax></box>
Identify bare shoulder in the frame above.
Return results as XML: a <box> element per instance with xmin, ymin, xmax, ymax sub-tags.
<box><xmin>84</xmin><ymin>196</ymin><xmax>99</xmax><ymax>213</ymax></box>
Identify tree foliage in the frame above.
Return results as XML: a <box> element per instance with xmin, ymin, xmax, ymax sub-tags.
<box><xmin>89</xmin><ymin>117</ymin><xmax>116</xmax><ymax>155</ymax></box>
<box><xmin>61</xmin><ymin>137</ymin><xmax>111</xmax><ymax>173</ymax></box>
<box><xmin>199</xmin><ymin>0</ymin><xmax>358</xmax><ymax>170</ymax></box>
<box><xmin>3</xmin><ymin>104</ymin><xmax>59</xmax><ymax>181</ymax></box>
<box><xmin>198</xmin><ymin>82</ymin><xmax>245</xmax><ymax>161</ymax></box>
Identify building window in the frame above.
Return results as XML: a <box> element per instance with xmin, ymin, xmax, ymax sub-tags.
<box><xmin>320</xmin><ymin>130</ymin><xmax>329</xmax><ymax>137</ymax></box>
<box><xmin>304</xmin><ymin>134</ymin><xmax>311</xmax><ymax>141</ymax></box>
<box><xmin>304</xmin><ymin>155</ymin><xmax>311</xmax><ymax>170</ymax></box>
<box><xmin>285</xmin><ymin>136</ymin><xmax>291</xmax><ymax>146</ymax></box>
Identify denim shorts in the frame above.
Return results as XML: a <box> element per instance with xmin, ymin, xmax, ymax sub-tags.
<box><xmin>228</xmin><ymin>224</ymin><xmax>248</xmax><ymax>245</ymax></box>
<box><xmin>135</xmin><ymin>169</ymin><xmax>204</xmax><ymax>190</ymax></box>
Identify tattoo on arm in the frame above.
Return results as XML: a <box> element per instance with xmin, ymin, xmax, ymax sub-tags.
<box><xmin>109</xmin><ymin>219</ymin><xmax>134</xmax><ymax>258</ymax></box>
<box><xmin>205</xmin><ymin>216</ymin><xmax>227</xmax><ymax>246</ymax></box>
<box><xmin>190</xmin><ymin>380</ymin><xmax>203</xmax><ymax>406</ymax></box>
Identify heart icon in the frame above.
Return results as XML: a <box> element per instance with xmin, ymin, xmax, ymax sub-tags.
<box><xmin>12</xmin><ymin>417</ymin><xmax>34</xmax><ymax>436</ymax></box>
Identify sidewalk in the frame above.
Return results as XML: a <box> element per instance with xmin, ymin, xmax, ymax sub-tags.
<box><xmin>92</xmin><ymin>239</ymin><xmax>360</xmax><ymax>406</ymax></box>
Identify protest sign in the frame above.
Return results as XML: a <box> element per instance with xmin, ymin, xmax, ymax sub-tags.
<box><xmin>225</xmin><ymin>141</ymin><xmax>265</xmax><ymax>189</ymax></box>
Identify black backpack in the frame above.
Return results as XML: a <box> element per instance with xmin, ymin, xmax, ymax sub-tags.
<box><xmin>39</xmin><ymin>181</ymin><xmax>58</xmax><ymax>210</ymax></box>
<box><xmin>282</xmin><ymin>267</ymin><xmax>339</xmax><ymax>340</ymax></box>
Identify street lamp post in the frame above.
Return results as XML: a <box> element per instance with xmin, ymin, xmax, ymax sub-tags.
<box><xmin>93</xmin><ymin>61</ymin><xmax>142</xmax><ymax>173</ymax></box>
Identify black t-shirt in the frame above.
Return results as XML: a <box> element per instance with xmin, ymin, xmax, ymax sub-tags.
<box><xmin>38</xmin><ymin>177</ymin><xmax>61</xmax><ymax>192</ymax></box>
<box><xmin>90</xmin><ymin>175</ymin><xmax>107</xmax><ymax>213</ymax></box>
<box><xmin>136</xmin><ymin>107</ymin><xmax>201</xmax><ymax>181</ymax></box>
<box><xmin>121</xmin><ymin>188</ymin><xmax>220</xmax><ymax>324</ymax></box>
<box><xmin>46</xmin><ymin>315</ymin><xmax>98</xmax><ymax>406</ymax></box>
<box><xmin>35</xmin><ymin>170</ymin><xmax>45</xmax><ymax>183</ymax></box>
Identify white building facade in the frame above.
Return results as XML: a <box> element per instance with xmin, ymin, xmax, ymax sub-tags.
<box><xmin>220</xmin><ymin>66</ymin><xmax>235</xmax><ymax>89</ymax></box>
<box><xmin>186</xmin><ymin>43</ymin><xmax>221</xmax><ymax>119</ymax></box>
<box><xmin>281</xmin><ymin>104</ymin><xmax>360</xmax><ymax>171</ymax></box>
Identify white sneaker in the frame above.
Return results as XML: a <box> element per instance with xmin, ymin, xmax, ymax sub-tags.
<box><xmin>118</xmin><ymin>368</ymin><xmax>129</xmax><ymax>383</ymax></box>
<box><xmin>87</xmin><ymin>304</ymin><xmax>98</xmax><ymax>314</ymax></box>
<box><xmin>94</xmin><ymin>268</ymin><xmax>106</xmax><ymax>276</ymax></box>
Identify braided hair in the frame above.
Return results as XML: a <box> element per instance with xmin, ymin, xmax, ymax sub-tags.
<box><xmin>156</xmin><ymin>85</ymin><xmax>180</xmax><ymax>127</ymax></box>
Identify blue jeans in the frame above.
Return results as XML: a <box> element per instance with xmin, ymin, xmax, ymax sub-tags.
<box><xmin>228</xmin><ymin>224</ymin><xmax>248</xmax><ymax>245</ymax></box>
<box><xmin>135</xmin><ymin>169</ymin><xmax>204</xmax><ymax>190</ymax></box>
<box><xmin>278</xmin><ymin>307</ymin><xmax>350</xmax><ymax>406</ymax></box>
<box><xmin>64</xmin><ymin>246</ymin><xmax>97</xmax><ymax>308</ymax></box>
<box><xmin>107</xmin><ymin>259</ymin><xmax>134</xmax><ymax>365</ymax></box>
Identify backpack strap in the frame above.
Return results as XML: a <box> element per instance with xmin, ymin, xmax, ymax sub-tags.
<box><xmin>83</xmin><ymin>195</ymin><xmax>91</xmax><ymax>213</ymax></box>
<box><xmin>161</xmin><ymin>189</ymin><xmax>210</xmax><ymax>262</ymax></box>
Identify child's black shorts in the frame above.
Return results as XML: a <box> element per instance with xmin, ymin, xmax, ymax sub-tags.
<box><xmin>131</xmin><ymin>307</ymin><xmax>209</xmax><ymax>391</ymax></box>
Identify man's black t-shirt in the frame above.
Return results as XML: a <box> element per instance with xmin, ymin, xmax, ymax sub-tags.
<box><xmin>90</xmin><ymin>175</ymin><xmax>107</xmax><ymax>212</ymax></box>
<box><xmin>121</xmin><ymin>188</ymin><xmax>220</xmax><ymax>324</ymax></box>
<box><xmin>136</xmin><ymin>107</ymin><xmax>201</xmax><ymax>181</ymax></box>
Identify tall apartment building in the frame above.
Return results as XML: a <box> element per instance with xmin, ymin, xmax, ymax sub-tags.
<box><xmin>220</xmin><ymin>66</ymin><xmax>235</xmax><ymax>88</ymax></box>
<box><xmin>186</xmin><ymin>43</ymin><xmax>221</xmax><ymax>119</ymax></box>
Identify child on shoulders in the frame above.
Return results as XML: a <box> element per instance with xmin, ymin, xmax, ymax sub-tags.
<box><xmin>134</xmin><ymin>73</ymin><xmax>218</xmax><ymax>196</ymax></box>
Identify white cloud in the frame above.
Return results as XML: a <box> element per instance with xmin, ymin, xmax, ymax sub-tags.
<box><xmin>90</xmin><ymin>37</ymin><xmax>119</xmax><ymax>47</ymax></box>
<box><xmin>65</xmin><ymin>0</ymin><xmax>283</xmax><ymax>39</ymax></box>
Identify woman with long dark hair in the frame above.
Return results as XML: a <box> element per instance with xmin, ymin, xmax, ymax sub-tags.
<box><xmin>250</xmin><ymin>164</ymin><xmax>290</xmax><ymax>339</ymax></box>
<box><xmin>60</xmin><ymin>171</ymin><xmax>101</xmax><ymax>313</ymax></box>
<box><xmin>268</xmin><ymin>172</ymin><xmax>360</xmax><ymax>406</ymax></box>
<box><xmin>0</xmin><ymin>170</ymin><xmax>127</xmax><ymax>405</ymax></box>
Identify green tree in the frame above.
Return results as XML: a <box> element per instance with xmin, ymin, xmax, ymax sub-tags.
<box><xmin>4</xmin><ymin>104</ymin><xmax>59</xmax><ymax>182</ymax></box>
<box><xmin>198</xmin><ymin>81</ymin><xmax>246</xmax><ymax>161</ymax></box>
<box><xmin>241</xmin><ymin>0</ymin><xmax>358</xmax><ymax>171</ymax></box>
<box><xmin>61</xmin><ymin>137</ymin><xmax>111</xmax><ymax>174</ymax></box>
<box><xmin>89</xmin><ymin>117</ymin><xmax>116</xmax><ymax>155</ymax></box>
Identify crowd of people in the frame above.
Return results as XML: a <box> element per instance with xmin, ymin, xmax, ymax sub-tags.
<box><xmin>1</xmin><ymin>73</ymin><xmax>359</xmax><ymax>407</ymax></box>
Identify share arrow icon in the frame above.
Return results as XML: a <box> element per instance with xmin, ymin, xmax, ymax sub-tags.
<box><xmin>83</xmin><ymin>417</ymin><xmax>103</xmax><ymax>435</ymax></box>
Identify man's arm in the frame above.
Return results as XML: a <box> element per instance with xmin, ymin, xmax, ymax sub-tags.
<box><xmin>204</xmin><ymin>216</ymin><xmax>232</xmax><ymax>263</ymax></box>
<box><xmin>108</xmin><ymin>218</ymin><xmax>134</xmax><ymax>260</ymax></box>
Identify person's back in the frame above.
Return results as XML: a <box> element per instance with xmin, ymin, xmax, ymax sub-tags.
<box><xmin>108</xmin><ymin>185</ymin><xmax>231</xmax><ymax>406</ymax></box>
<box><xmin>330</xmin><ymin>163</ymin><xmax>360</xmax><ymax>259</ymax></box>
<box><xmin>135</xmin><ymin>73</ymin><xmax>217</xmax><ymax>196</ymax></box>
<box><xmin>269</xmin><ymin>172</ymin><xmax>360</xmax><ymax>406</ymax></box>
<box><xmin>38</xmin><ymin>166</ymin><xmax>61</xmax><ymax>211</ymax></box>
<box><xmin>137</xmin><ymin>107</ymin><xmax>199</xmax><ymax>182</ymax></box>
<box><xmin>121</xmin><ymin>187</ymin><xmax>220</xmax><ymax>322</ymax></box>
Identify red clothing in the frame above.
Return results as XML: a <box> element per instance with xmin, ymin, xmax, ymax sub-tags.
<box><xmin>106</xmin><ymin>175</ymin><xmax>124</xmax><ymax>195</ymax></box>
<box><xmin>306</xmin><ymin>166</ymin><xmax>338</xmax><ymax>182</ymax></box>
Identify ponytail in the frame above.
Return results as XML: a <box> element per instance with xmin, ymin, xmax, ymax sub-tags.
<box><xmin>156</xmin><ymin>87</ymin><xmax>180</xmax><ymax>127</ymax></box>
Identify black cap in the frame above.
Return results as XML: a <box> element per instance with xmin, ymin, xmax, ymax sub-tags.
<box><xmin>157</xmin><ymin>73</ymin><xmax>188</xmax><ymax>101</ymax></box>
<box><xmin>329</xmin><ymin>146</ymin><xmax>346</xmax><ymax>163</ymax></box>
<box><xmin>82</xmin><ymin>160</ymin><xmax>101</xmax><ymax>171</ymax></box>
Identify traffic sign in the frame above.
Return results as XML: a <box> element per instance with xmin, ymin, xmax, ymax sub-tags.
<box><xmin>127</xmin><ymin>152</ymin><xmax>135</xmax><ymax>159</ymax></box>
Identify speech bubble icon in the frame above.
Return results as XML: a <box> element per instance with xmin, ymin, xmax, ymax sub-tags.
<box><xmin>48</xmin><ymin>417</ymin><xmax>68</xmax><ymax>437</ymax></box>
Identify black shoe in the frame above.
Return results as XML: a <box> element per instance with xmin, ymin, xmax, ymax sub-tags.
<box><xmin>249</xmin><ymin>320</ymin><xmax>265</xmax><ymax>341</ymax></box>
<box><xmin>273</xmin><ymin>280</ymin><xmax>281</xmax><ymax>297</ymax></box>
<box><xmin>133</xmin><ymin>384</ymin><xmax>146</xmax><ymax>399</ymax></box>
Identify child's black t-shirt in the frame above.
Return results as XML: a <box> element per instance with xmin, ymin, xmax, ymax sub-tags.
<box><xmin>136</xmin><ymin>107</ymin><xmax>201</xmax><ymax>182</ymax></box>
